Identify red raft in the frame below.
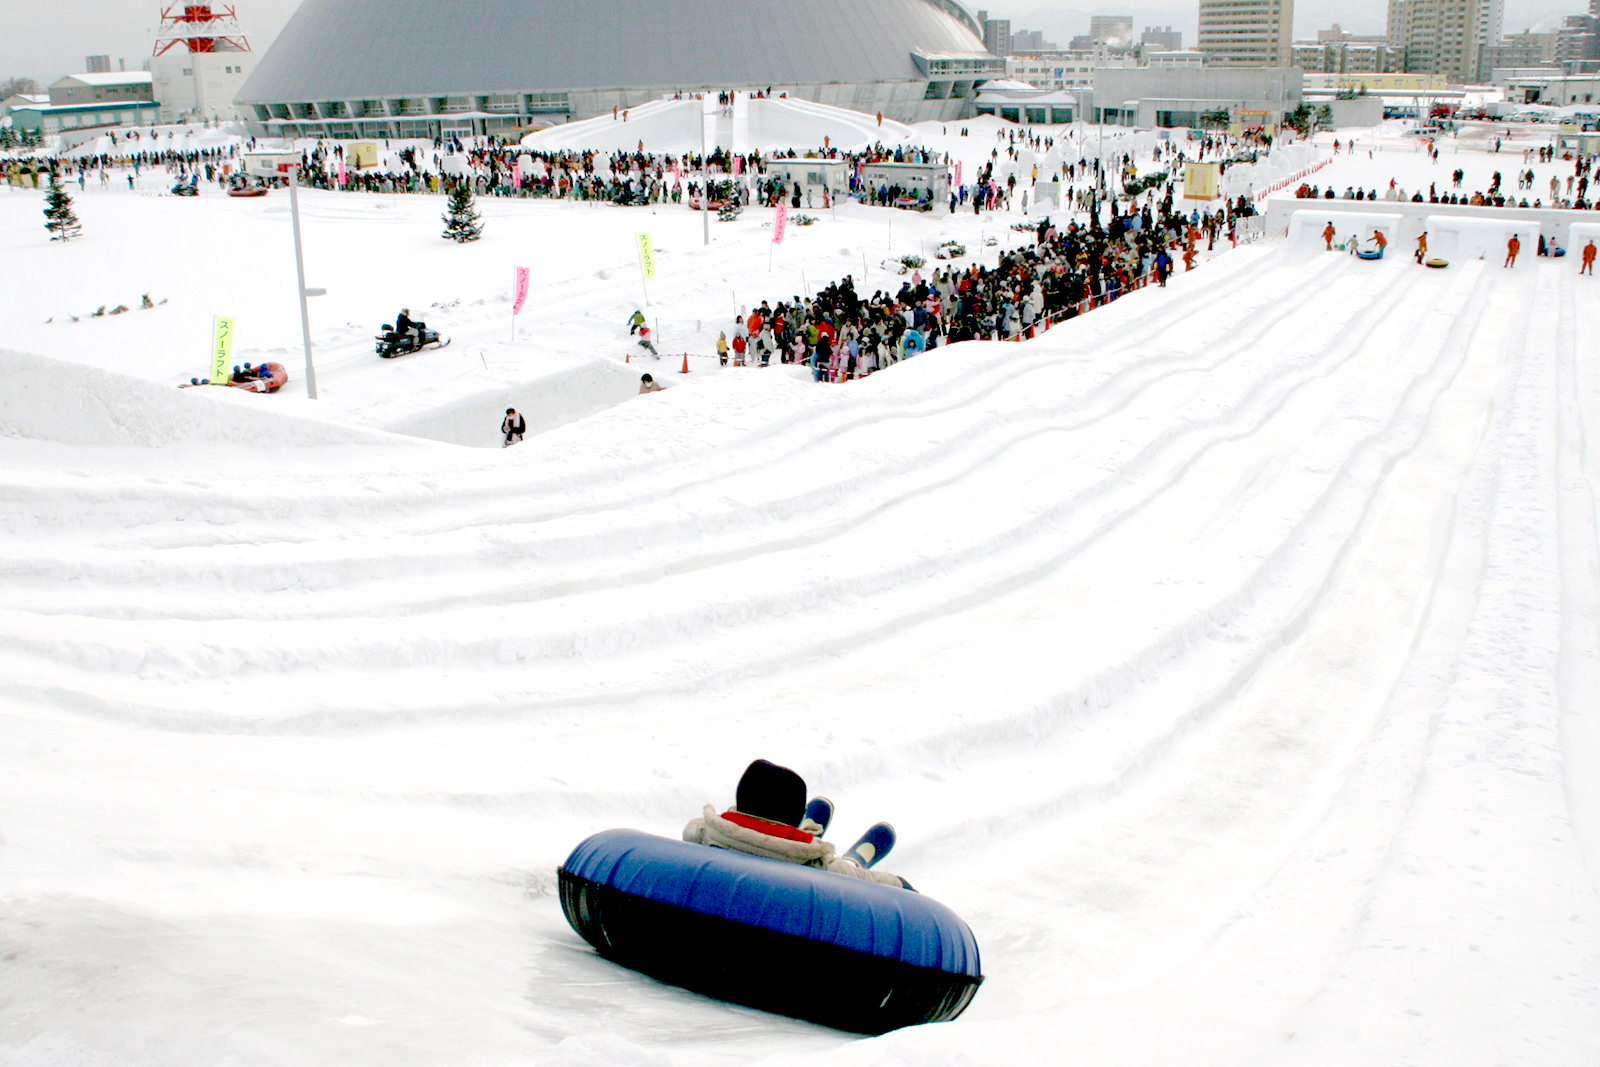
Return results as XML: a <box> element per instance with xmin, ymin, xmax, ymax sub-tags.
<box><xmin>180</xmin><ymin>362</ymin><xmax>289</xmax><ymax>393</ymax></box>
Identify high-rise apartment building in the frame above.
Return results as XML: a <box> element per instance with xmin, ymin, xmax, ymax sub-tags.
<box><xmin>974</xmin><ymin>10</ymin><xmax>1012</xmax><ymax>56</ymax></box>
<box><xmin>85</xmin><ymin>55</ymin><xmax>113</xmax><ymax>74</ymax></box>
<box><xmin>1197</xmin><ymin>0</ymin><xmax>1294</xmax><ymax>67</ymax></box>
<box><xmin>1387</xmin><ymin>0</ymin><xmax>1482</xmax><ymax>83</ymax></box>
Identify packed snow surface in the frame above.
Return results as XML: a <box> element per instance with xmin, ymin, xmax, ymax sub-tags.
<box><xmin>2</xmin><ymin>121</ymin><xmax>1598</xmax><ymax>1066</ymax></box>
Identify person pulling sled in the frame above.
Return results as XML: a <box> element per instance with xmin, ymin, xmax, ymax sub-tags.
<box><xmin>682</xmin><ymin>759</ymin><xmax>910</xmax><ymax>889</ymax></box>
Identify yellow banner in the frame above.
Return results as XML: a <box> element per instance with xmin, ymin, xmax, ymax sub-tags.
<box><xmin>636</xmin><ymin>232</ymin><xmax>657</xmax><ymax>280</ymax></box>
<box><xmin>1183</xmin><ymin>162</ymin><xmax>1220</xmax><ymax>201</ymax></box>
<box><xmin>352</xmin><ymin>141</ymin><xmax>379</xmax><ymax>168</ymax></box>
<box><xmin>210</xmin><ymin>315</ymin><xmax>235</xmax><ymax>384</ymax></box>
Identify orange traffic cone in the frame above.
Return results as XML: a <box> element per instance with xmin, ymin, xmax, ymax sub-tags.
<box><xmin>680</xmin><ymin>351</ymin><xmax>690</xmax><ymax>374</ymax></box>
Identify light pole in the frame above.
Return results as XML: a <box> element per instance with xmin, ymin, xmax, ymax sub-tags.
<box><xmin>280</xmin><ymin>162</ymin><xmax>320</xmax><ymax>399</ymax></box>
<box><xmin>700</xmin><ymin>92</ymin><xmax>710</xmax><ymax>246</ymax></box>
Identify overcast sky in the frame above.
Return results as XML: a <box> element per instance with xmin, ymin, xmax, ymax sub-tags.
<box><xmin>0</xmin><ymin>0</ymin><xmax>1582</xmax><ymax>87</ymax></box>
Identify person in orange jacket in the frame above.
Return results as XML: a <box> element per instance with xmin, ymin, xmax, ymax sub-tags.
<box><xmin>1415</xmin><ymin>231</ymin><xmax>1428</xmax><ymax>264</ymax></box>
<box><xmin>1579</xmin><ymin>239</ymin><xmax>1595</xmax><ymax>275</ymax></box>
<box><xmin>1505</xmin><ymin>233</ymin><xmax>1520</xmax><ymax>267</ymax></box>
<box><xmin>1323</xmin><ymin>221</ymin><xmax>1336</xmax><ymax>250</ymax></box>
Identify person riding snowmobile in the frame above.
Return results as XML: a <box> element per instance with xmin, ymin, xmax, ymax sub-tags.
<box><xmin>394</xmin><ymin>308</ymin><xmax>421</xmax><ymax>348</ymax></box>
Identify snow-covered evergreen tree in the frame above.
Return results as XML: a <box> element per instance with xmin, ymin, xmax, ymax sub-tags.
<box><xmin>43</xmin><ymin>172</ymin><xmax>82</xmax><ymax>242</ymax></box>
<box><xmin>441</xmin><ymin>181</ymin><xmax>482</xmax><ymax>243</ymax></box>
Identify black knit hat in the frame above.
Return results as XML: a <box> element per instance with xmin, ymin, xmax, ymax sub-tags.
<box><xmin>734</xmin><ymin>759</ymin><xmax>807</xmax><ymax>827</ymax></box>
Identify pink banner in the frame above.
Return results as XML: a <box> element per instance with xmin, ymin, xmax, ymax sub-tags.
<box><xmin>773</xmin><ymin>202</ymin><xmax>788</xmax><ymax>245</ymax></box>
<box><xmin>513</xmin><ymin>161</ymin><xmax>522</xmax><ymax>189</ymax></box>
<box><xmin>733</xmin><ymin>156</ymin><xmax>743</xmax><ymax>176</ymax></box>
<box><xmin>337</xmin><ymin>157</ymin><xmax>346</xmax><ymax>186</ymax></box>
<box><xmin>512</xmin><ymin>266</ymin><xmax>530</xmax><ymax>316</ymax></box>
<box><xmin>955</xmin><ymin>160</ymin><xmax>963</xmax><ymax>188</ymax></box>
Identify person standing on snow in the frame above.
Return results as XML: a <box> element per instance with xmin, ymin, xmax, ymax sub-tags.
<box><xmin>1415</xmin><ymin>231</ymin><xmax>1428</xmax><ymax>264</ymax></box>
<box><xmin>1582</xmin><ymin>240</ymin><xmax>1596</xmax><ymax>276</ymax></box>
<box><xmin>1322</xmin><ymin>221</ymin><xmax>1336</xmax><ymax>250</ymax></box>
<box><xmin>1505</xmin><ymin>233</ymin><xmax>1520</xmax><ymax>268</ymax></box>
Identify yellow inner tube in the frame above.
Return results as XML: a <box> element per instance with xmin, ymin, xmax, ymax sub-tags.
<box><xmin>1424</xmin><ymin>258</ymin><xmax>1449</xmax><ymax>268</ymax></box>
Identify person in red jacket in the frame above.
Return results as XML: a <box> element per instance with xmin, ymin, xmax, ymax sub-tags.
<box><xmin>1580</xmin><ymin>239</ymin><xmax>1595</xmax><ymax>276</ymax></box>
<box><xmin>1505</xmin><ymin>233</ymin><xmax>1521</xmax><ymax>267</ymax></box>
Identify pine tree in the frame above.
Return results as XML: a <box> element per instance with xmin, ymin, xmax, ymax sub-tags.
<box><xmin>441</xmin><ymin>180</ymin><xmax>482</xmax><ymax>243</ymax></box>
<box><xmin>43</xmin><ymin>172</ymin><xmax>82</xmax><ymax>242</ymax></box>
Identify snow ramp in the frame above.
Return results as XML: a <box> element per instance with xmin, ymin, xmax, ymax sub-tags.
<box><xmin>0</xmin><ymin>348</ymin><xmax>398</xmax><ymax>449</ymax></box>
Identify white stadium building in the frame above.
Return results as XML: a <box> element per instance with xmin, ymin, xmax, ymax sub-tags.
<box><xmin>235</xmin><ymin>0</ymin><xmax>1005</xmax><ymax>139</ymax></box>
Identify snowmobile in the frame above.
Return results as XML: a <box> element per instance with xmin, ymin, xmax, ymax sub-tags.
<box><xmin>375</xmin><ymin>321</ymin><xmax>450</xmax><ymax>358</ymax></box>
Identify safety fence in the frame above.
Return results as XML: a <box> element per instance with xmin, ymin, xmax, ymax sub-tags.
<box><xmin>1250</xmin><ymin>156</ymin><xmax>1334</xmax><ymax>201</ymax></box>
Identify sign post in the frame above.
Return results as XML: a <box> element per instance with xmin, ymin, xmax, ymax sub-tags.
<box><xmin>210</xmin><ymin>315</ymin><xmax>235</xmax><ymax>384</ymax></box>
<box><xmin>635</xmin><ymin>232</ymin><xmax>656</xmax><ymax>305</ymax></box>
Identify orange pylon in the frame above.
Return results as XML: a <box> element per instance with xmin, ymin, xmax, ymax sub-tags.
<box><xmin>680</xmin><ymin>351</ymin><xmax>690</xmax><ymax>374</ymax></box>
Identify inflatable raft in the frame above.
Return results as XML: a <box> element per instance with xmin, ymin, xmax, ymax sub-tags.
<box><xmin>1425</xmin><ymin>257</ymin><xmax>1449</xmax><ymax>269</ymax></box>
<box><xmin>558</xmin><ymin>828</ymin><xmax>983</xmax><ymax>1033</ymax></box>
<box><xmin>1356</xmin><ymin>248</ymin><xmax>1384</xmax><ymax>260</ymax></box>
<box><xmin>180</xmin><ymin>362</ymin><xmax>289</xmax><ymax>393</ymax></box>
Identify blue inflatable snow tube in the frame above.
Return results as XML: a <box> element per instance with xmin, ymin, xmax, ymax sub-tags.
<box><xmin>558</xmin><ymin>828</ymin><xmax>983</xmax><ymax>1033</ymax></box>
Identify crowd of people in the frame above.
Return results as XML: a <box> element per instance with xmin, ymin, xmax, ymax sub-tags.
<box><xmin>711</xmin><ymin>183</ymin><xmax>1257</xmax><ymax>384</ymax></box>
<box><xmin>1293</xmin><ymin>145</ymin><xmax>1600</xmax><ymax>211</ymax></box>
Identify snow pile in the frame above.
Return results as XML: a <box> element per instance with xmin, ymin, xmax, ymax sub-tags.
<box><xmin>0</xmin><ymin>348</ymin><xmax>385</xmax><ymax>449</ymax></box>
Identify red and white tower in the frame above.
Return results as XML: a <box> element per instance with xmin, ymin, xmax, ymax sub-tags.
<box><xmin>153</xmin><ymin>4</ymin><xmax>251</xmax><ymax>56</ymax></box>
<box><xmin>150</xmin><ymin>4</ymin><xmax>256</xmax><ymax>122</ymax></box>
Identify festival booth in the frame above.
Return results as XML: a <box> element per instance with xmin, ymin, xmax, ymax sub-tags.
<box><xmin>1422</xmin><ymin>215</ymin><xmax>1541</xmax><ymax>264</ymax></box>
<box><xmin>762</xmin><ymin>157</ymin><xmax>849</xmax><ymax>205</ymax></box>
<box><xmin>857</xmin><ymin>161</ymin><xmax>949</xmax><ymax>211</ymax></box>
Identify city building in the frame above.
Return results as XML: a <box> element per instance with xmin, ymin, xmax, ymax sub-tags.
<box><xmin>1004</xmin><ymin>54</ymin><xmax>1117</xmax><ymax>89</ymax></box>
<box><xmin>1555</xmin><ymin>14</ymin><xmax>1600</xmax><ymax>71</ymax></box>
<box><xmin>1146</xmin><ymin>51</ymin><xmax>1207</xmax><ymax>68</ymax></box>
<box><xmin>1387</xmin><ymin>0</ymin><xmax>1482</xmax><ymax>84</ymax></box>
<box><xmin>85</xmin><ymin>55</ymin><xmax>113</xmax><ymax>74</ymax></box>
<box><xmin>1294</xmin><ymin>26</ymin><xmax>1396</xmax><ymax>74</ymax></box>
<box><xmin>8</xmin><ymin>72</ymin><xmax>159</xmax><ymax>137</ymax></box>
<box><xmin>1502</xmin><ymin>70</ymin><xmax>1600</xmax><ymax>103</ymax></box>
<box><xmin>1092</xmin><ymin>65</ymin><xmax>1301</xmax><ymax>126</ymax></box>
<box><xmin>1197</xmin><ymin>0</ymin><xmax>1295</xmax><ymax>67</ymax></box>
<box><xmin>238</xmin><ymin>0</ymin><xmax>1005</xmax><ymax>137</ymax></box>
<box><xmin>978</xmin><ymin>11</ymin><xmax>1013</xmax><ymax>57</ymax></box>
<box><xmin>1089</xmin><ymin>15</ymin><xmax>1136</xmax><ymax>51</ymax></box>
<box><xmin>1479</xmin><ymin>29</ymin><xmax>1559</xmax><ymax>80</ymax></box>
<box><xmin>1141</xmin><ymin>26</ymin><xmax>1184</xmax><ymax>52</ymax></box>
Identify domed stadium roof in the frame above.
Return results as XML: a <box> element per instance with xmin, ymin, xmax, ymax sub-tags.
<box><xmin>239</xmin><ymin>0</ymin><xmax>991</xmax><ymax>104</ymax></box>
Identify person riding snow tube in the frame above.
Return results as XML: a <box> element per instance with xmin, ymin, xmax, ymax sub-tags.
<box><xmin>557</xmin><ymin>759</ymin><xmax>983</xmax><ymax>1033</ymax></box>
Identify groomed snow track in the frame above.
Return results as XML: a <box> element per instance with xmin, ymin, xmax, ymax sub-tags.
<box><xmin>2</xmin><ymin>241</ymin><xmax>1598</xmax><ymax>1066</ymax></box>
